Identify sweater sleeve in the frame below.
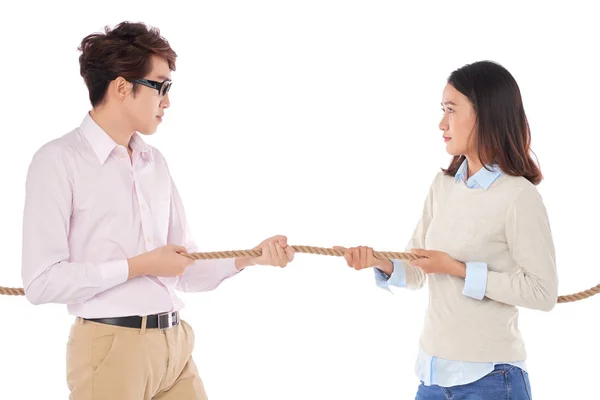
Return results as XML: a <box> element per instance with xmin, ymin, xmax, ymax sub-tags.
<box><xmin>374</xmin><ymin>173</ymin><xmax>440</xmax><ymax>291</ymax></box>
<box><xmin>485</xmin><ymin>185</ymin><xmax>558</xmax><ymax>311</ymax></box>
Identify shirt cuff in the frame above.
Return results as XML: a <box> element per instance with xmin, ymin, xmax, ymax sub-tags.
<box><xmin>462</xmin><ymin>261</ymin><xmax>488</xmax><ymax>300</ymax></box>
<box><xmin>374</xmin><ymin>259</ymin><xmax>407</xmax><ymax>291</ymax></box>
<box><xmin>99</xmin><ymin>259</ymin><xmax>130</xmax><ymax>291</ymax></box>
<box><xmin>226</xmin><ymin>257</ymin><xmax>243</xmax><ymax>277</ymax></box>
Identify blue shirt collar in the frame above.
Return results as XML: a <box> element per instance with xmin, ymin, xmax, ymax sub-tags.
<box><xmin>455</xmin><ymin>158</ymin><xmax>503</xmax><ymax>189</ymax></box>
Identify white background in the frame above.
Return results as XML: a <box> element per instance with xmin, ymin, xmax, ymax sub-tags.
<box><xmin>1</xmin><ymin>1</ymin><xmax>599</xmax><ymax>399</ymax></box>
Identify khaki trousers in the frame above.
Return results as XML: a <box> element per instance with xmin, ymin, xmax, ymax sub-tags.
<box><xmin>66</xmin><ymin>316</ymin><xmax>207</xmax><ymax>399</ymax></box>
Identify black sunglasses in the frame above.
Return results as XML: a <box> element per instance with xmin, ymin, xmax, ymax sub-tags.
<box><xmin>130</xmin><ymin>78</ymin><xmax>172</xmax><ymax>96</ymax></box>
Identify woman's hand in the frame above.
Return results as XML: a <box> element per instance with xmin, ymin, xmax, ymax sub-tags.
<box><xmin>409</xmin><ymin>249</ymin><xmax>466</xmax><ymax>278</ymax></box>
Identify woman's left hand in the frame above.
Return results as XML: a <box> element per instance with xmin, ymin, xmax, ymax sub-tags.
<box><xmin>409</xmin><ymin>249</ymin><xmax>466</xmax><ymax>278</ymax></box>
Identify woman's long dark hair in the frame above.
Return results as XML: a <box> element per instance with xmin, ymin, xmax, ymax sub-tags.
<box><xmin>441</xmin><ymin>61</ymin><xmax>542</xmax><ymax>185</ymax></box>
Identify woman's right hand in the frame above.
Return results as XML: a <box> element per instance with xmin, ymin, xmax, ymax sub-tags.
<box><xmin>333</xmin><ymin>245</ymin><xmax>393</xmax><ymax>274</ymax></box>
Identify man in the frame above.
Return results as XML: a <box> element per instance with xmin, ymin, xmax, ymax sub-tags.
<box><xmin>21</xmin><ymin>21</ymin><xmax>294</xmax><ymax>399</ymax></box>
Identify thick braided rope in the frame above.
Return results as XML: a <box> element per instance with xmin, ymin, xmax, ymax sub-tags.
<box><xmin>1</xmin><ymin>245</ymin><xmax>598</xmax><ymax>303</ymax></box>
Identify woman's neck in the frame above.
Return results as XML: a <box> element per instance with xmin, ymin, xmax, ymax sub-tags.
<box><xmin>465</xmin><ymin>155</ymin><xmax>483</xmax><ymax>179</ymax></box>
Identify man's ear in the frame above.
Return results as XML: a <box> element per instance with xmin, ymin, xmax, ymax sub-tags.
<box><xmin>113</xmin><ymin>76</ymin><xmax>132</xmax><ymax>100</ymax></box>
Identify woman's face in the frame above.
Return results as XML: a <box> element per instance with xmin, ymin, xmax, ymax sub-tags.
<box><xmin>439</xmin><ymin>83</ymin><xmax>477</xmax><ymax>157</ymax></box>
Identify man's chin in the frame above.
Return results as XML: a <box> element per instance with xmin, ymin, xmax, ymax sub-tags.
<box><xmin>137</xmin><ymin>126</ymin><xmax>158</xmax><ymax>136</ymax></box>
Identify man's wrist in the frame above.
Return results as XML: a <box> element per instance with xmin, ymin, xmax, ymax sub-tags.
<box><xmin>127</xmin><ymin>255</ymin><xmax>145</xmax><ymax>279</ymax></box>
<box><xmin>235</xmin><ymin>256</ymin><xmax>256</xmax><ymax>271</ymax></box>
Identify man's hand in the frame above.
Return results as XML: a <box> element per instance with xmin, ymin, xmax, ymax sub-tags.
<box><xmin>409</xmin><ymin>248</ymin><xmax>466</xmax><ymax>277</ymax></box>
<box><xmin>333</xmin><ymin>245</ymin><xmax>392</xmax><ymax>274</ymax></box>
<box><xmin>128</xmin><ymin>244</ymin><xmax>194</xmax><ymax>279</ymax></box>
<box><xmin>236</xmin><ymin>235</ymin><xmax>295</xmax><ymax>270</ymax></box>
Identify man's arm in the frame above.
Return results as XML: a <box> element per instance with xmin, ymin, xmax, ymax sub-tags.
<box><xmin>162</xmin><ymin>160</ymin><xmax>242</xmax><ymax>293</ymax></box>
<box><xmin>21</xmin><ymin>147</ymin><xmax>130</xmax><ymax>305</ymax></box>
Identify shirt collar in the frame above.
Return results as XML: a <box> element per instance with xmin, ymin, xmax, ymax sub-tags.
<box><xmin>79</xmin><ymin>112</ymin><xmax>153</xmax><ymax>165</ymax></box>
<box><xmin>455</xmin><ymin>158</ymin><xmax>503</xmax><ymax>189</ymax></box>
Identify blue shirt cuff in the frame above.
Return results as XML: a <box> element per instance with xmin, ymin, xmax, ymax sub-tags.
<box><xmin>374</xmin><ymin>259</ymin><xmax>407</xmax><ymax>291</ymax></box>
<box><xmin>462</xmin><ymin>261</ymin><xmax>488</xmax><ymax>300</ymax></box>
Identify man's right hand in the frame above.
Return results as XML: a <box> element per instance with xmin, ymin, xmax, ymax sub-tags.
<box><xmin>127</xmin><ymin>244</ymin><xmax>194</xmax><ymax>279</ymax></box>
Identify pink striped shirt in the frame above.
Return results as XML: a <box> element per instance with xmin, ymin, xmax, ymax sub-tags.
<box><xmin>21</xmin><ymin>113</ymin><xmax>240</xmax><ymax>318</ymax></box>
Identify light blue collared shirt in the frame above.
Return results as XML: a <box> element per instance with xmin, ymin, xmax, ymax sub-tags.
<box><xmin>374</xmin><ymin>159</ymin><xmax>526</xmax><ymax>387</ymax></box>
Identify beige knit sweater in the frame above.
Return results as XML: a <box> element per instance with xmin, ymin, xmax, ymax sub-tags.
<box><xmin>400</xmin><ymin>171</ymin><xmax>558</xmax><ymax>362</ymax></box>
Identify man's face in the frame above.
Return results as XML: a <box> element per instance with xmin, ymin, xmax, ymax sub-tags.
<box><xmin>123</xmin><ymin>55</ymin><xmax>172</xmax><ymax>135</ymax></box>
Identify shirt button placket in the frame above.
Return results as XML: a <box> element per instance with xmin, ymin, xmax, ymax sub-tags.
<box><xmin>133</xmin><ymin>170</ymin><xmax>154</xmax><ymax>250</ymax></box>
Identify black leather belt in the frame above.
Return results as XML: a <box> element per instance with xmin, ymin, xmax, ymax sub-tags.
<box><xmin>84</xmin><ymin>311</ymin><xmax>179</xmax><ymax>330</ymax></box>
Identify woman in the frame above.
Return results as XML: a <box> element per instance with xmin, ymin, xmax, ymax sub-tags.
<box><xmin>335</xmin><ymin>60</ymin><xmax>557</xmax><ymax>399</ymax></box>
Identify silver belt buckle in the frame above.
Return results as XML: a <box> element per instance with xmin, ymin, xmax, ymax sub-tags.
<box><xmin>157</xmin><ymin>311</ymin><xmax>178</xmax><ymax>330</ymax></box>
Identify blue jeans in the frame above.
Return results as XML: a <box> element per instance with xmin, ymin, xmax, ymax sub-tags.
<box><xmin>415</xmin><ymin>364</ymin><xmax>532</xmax><ymax>399</ymax></box>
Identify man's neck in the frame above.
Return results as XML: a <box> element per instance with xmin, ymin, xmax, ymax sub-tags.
<box><xmin>89</xmin><ymin>107</ymin><xmax>134</xmax><ymax>149</ymax></box>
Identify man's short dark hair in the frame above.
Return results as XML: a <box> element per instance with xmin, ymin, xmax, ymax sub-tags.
<box><xmin>78</xmin><ymin>21</ymin><xmax>177</xmax><ymax>107</ymax></box>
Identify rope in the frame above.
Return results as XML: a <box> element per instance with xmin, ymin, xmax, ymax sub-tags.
<box><xmin>1</xmin><ymin>245</ymin><xmax>597</xmax><ymax>304</ymax></box>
